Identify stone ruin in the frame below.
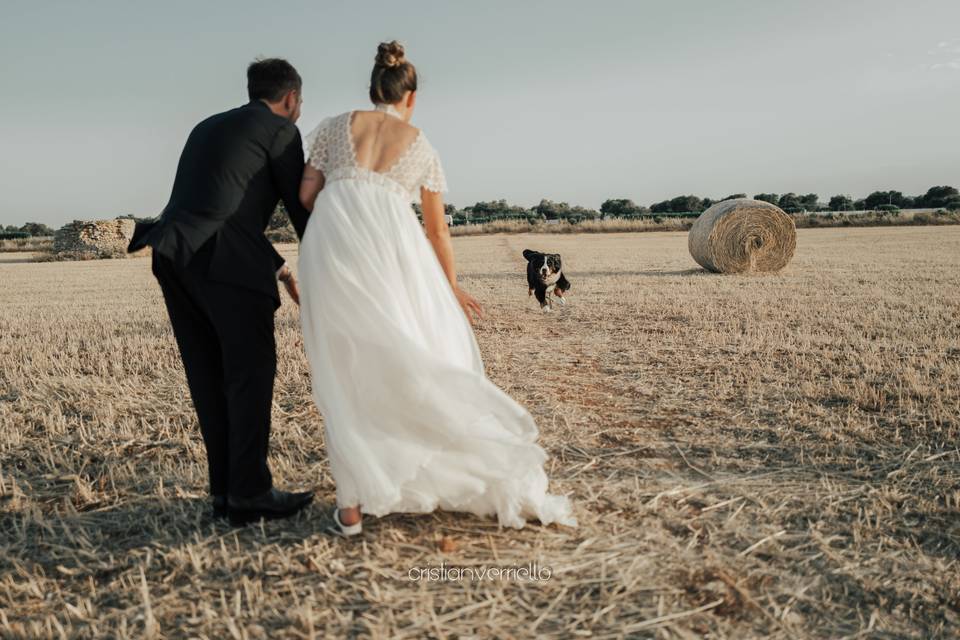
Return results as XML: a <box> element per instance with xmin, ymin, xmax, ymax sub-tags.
<box><xmin>52</xmin><ymin>219</ymin><xmax>137</xmax><ymax>260</ymax></box>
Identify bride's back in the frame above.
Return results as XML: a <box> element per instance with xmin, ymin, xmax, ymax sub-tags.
<box><xmin>300</xmin><ymin>41</ymin><xmax>448</xmax><ymax>205</ymax></box>
<box><xmin>350</xmin><ymin>111</ymin><xmax>420</xmax><ymax>174</ymax></box>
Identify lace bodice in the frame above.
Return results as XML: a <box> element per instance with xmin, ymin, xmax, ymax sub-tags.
<box><xmin>304</xmin><ymin>110</ymin><xmax>448</xmax><ymax>203</ymax></box>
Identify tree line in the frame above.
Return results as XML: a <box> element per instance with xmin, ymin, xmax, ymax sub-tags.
<box><xmin>3</xmin><ymin>186</ymin><xmax>958</xmax><ymax>238</ymax></box>
<box><xmin>424</xmin><ymin>185</ymin><xmax>959</xmax><ymax>225</ymax></box>
<box><xmin>0</xmin><ymin>222</ymin><xmax>55</xmax><ymax>239</ymax></box>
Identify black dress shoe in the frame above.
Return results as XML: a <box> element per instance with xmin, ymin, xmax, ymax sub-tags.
<box><xmin>227</xmin><ymin>488</ymin><xmax>314</xmax><ymax>526</ymax></box>
<box><xmin>212</xmin><ymin>495</ymin><xmax>227</xmax><ymax>520</ymax></box>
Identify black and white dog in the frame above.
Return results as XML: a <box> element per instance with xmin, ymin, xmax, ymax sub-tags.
<box><xmin>523</xmin><ymin>249</ymin><xmax>571</xmax><ymax>312</ymax></box>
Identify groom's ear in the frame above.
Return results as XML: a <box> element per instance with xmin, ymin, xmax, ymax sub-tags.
<box><xmin>283</xmin><ymin>89</ymin><xmax>301</xmax><ymax>121</ymax></box>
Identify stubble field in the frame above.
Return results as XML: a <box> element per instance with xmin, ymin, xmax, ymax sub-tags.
<box><xmin>1</xmin><ymin>226</ymin><xmax>958</xmax><ymax>639</ymax></box>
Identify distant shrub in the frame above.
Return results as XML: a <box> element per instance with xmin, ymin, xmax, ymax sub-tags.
<box><xmin>0</xmin><ymin>231</ymin><xmax>30</xmax><ymax>240</ymax></box>
<box><xmin>19</xmin><ymin>223</ymin><xmax>55</xmax><ymax>237</ymax></box>
<box><xmin>877</xmin><ymin>204</ymin><xmax>900</xmax><ymax>213</ymax></box>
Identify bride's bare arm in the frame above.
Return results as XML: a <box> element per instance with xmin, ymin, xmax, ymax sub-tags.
<box><xmin>421</xmin><ymin>188</ymin><xmax>483</xmax><ymax>324</ymax></box>
<box><xmin>299</xmin><ymin>163</ymin><xmax>325</xmax><ymax>212</ymax></box>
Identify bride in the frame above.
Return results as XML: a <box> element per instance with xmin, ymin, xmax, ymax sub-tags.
<box><xmin>297</xmin><ymin>41</ymin><xmax>577</xmax><ymax>535</ymax></box>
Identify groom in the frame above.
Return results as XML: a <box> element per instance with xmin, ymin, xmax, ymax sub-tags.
<box><xmin>128</xmin><ymin>58</ymin><xmax>313</xmax><ymax>525</ymax></box>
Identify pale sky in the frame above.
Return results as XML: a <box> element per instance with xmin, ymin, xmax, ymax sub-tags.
<box><xmin>1</xmin><ymin>0</ymin><xmax>958</xmax><ymax>226</ymax></box>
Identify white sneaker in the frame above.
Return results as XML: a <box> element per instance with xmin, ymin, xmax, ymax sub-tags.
<box><xmin>331</xmin><ymin>506</ymin><xmax>362</xmax><ymax>536</ymax></box>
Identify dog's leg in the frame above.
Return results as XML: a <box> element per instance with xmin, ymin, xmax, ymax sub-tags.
<box><xmin>535</xmin><ymin>287</ymin><xmax>549</xmax><ymax>312</ymax></box>
<box><xmin>555</xmin><ymin>274</ymin><xmax>570</xmax><ymax>305</ymax></box>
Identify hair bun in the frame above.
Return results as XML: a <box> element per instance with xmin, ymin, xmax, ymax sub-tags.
<box><xmin>369</xmin><ymin>40</ymin><xmax>417</xmax><ymax>104</ymax></box>
<box><xmin>376</xmin><ymin>41</ymin><xmax>406</xmax><ymax>68</ymax></box>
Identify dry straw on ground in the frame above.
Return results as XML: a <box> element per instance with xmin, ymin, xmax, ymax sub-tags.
<box><xmin>1</xmin><ymin>227</ymin><xmax>958</xmax><ymax>638</ymax></box>
<box><xmin>688</xmin><ymin>199</ymin><xmax>797</xmax><ymax>273</ymax></box>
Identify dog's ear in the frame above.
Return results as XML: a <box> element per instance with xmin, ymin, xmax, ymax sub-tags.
<box><xmin>522</xmin><ymin>249</ymin><xmax>539</xmax><ymax>262</ymax></box>
<box><xmin>557</xmin><ymin>273</ymin><xmax>570</xmax><ymax>290</ymax></box>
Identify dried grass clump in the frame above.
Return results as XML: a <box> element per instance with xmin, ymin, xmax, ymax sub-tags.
<box><xmin>688</xmin><ymin>199</ymin><xmax>796</xmax><ymax>273</ymax></box>
<box><xmin>51</xmin><ymin>219</ymin><xmax>136</xmax><ymax>261</ymax></box>
<box><xmin>0</xmin><ymin>236</ymin><xmax>53</xmax><ymax>253</ymax></box>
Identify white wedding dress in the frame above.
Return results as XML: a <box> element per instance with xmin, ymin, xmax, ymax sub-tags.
<box><xmin>297</xmin><ymin>105</ymin><xmax>577</xmax><ymax>529</ymax></box>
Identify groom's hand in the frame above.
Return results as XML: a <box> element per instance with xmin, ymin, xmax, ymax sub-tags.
<box><xmin>278</xmin><ymin>266</ymin><xmax>300</xmax><ymax>306</ymax></box>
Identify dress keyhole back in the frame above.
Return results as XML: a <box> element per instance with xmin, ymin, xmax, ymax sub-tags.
<box><xmin>347</xmin><ymin>110</ymin><xmax>422</xmax><ymax>176</ymax></box>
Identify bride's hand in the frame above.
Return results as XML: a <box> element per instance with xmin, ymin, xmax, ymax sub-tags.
<box><xmin>454</xmin><ymin>287</ymin><xmax>484</xmax><ymax>325</ymax></box>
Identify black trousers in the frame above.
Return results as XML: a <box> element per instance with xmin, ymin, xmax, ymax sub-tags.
<box><xmin>152</xmin><ymin>250</ymin><xmax>276</xmax><ymax>498</ymax></box>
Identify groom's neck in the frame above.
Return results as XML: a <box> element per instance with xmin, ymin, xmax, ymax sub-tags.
<box><xmin>258</xmin><ymin>98</ymin><xmax>291</xmax><ymax>121</ymax></box>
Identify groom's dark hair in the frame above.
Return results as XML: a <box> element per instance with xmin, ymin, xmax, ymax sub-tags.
<box><xmin>247</xmin><ymin>58</ymin><xmax>302</xmax><ymax>102</ymax></box>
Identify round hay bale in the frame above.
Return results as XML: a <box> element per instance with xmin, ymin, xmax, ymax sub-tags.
<box><xmin>687</xmin><ymin>199</ymin><xmax>796</xmax><ymax>273</ymax></box>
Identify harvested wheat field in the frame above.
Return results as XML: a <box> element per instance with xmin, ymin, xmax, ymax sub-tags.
<box><xmin>1</xmin><ymin>226</ymin><xmax>959</xmax><ymax>639</ymax></box>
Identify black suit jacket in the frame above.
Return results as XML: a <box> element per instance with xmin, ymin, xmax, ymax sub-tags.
<box><xmin>128</xmin><ymin>100</ymin><xmax>310</xmax><ymax>307</ymax></box>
